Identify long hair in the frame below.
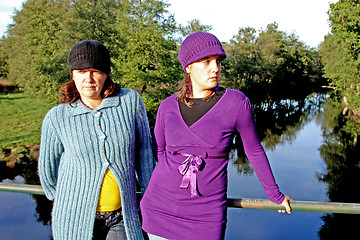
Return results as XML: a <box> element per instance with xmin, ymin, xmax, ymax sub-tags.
<box><xmin>177</xmin><ymin>73</ymin><xmax>192</xmax><ymax>107</ymax></box>
<box><xmin>60</xmin><ymin>76</ymin><xmax>121</xmax><ymax>104</ymax></box>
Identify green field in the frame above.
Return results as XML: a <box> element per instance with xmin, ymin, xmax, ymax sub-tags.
<box><xmin>0</xmin><ymin>92</ymin><xmax>55</xmax><ymax>160</ymax></box>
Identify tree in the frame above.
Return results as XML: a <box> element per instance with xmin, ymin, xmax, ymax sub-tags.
<box><xmin>2</xmin><ymin>0</ymin><xmax>181</xmax><ymax>122</ymax></box>
<box><xmin>110</xmin><ymin>0</ymin><xmax>180</xmax><ymax>125</ymax></box>
<box><xmin>64</xmin><ymin>0</ymin><xmax>119</xmax><ymax>43</ymax></box>
<box><xmin>319</xmin><ymin>0</ymin><xmax>360</xmax><ymax>126</ymax></box>
<box><xmin>4</xmin><ymin>0</ymin><xmax>70</xmax><ymax>100</ymax></box>
<box><xmin>178</xmin><ymin>19</ymin><xmax>212</xmax><ymax>38</ymax></box>
<box><xmin>222</xmin><ymin>27</ymin><xmax>262</xmax><ymax>93</ymax></box>
<box><xmin>0</xmin><ymin>37</ymin><xmax>9</xmax><ymax>79</ymax></box>
<box><xmin>223</xmin><ymin>22</ymin><xmax>321</xmax><ymax>100</ymax></box>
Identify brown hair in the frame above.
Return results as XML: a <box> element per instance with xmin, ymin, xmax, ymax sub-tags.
<box><xmin>60</xmin><ymin>76</ymin><xmax>121</xmax><ymax>104</ymax></box>
<box><xmin>177</xmin><ymin>73</ymin><xmax>192</xmax><ymax>107</ymax></box>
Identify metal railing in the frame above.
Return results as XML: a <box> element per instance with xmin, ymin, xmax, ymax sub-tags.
<box><xmin>1</xmin><ymin>183</ymin><xmax>359</xmax><ymax>214</ymax></box>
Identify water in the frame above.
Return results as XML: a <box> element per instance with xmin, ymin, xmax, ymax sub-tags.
<box><xmin>1</xmin><ymin>93</ymin><xmax>359</xmax><ymax>240</ymax></box>
<box><xmin>226</xmin><ymin>120</ymin><xmax>327</xmax><ymax>240</ymax></box>
<box><xmin>0</xmin><ymin>178</ymin><xmax>52</xmax><ymax>240</ymax></box>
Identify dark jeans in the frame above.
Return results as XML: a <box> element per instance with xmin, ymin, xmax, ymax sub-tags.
<box><xmin>93</xmin><ymin>209</ymin><xmax>127</xmax><ymax>240</ymax></box>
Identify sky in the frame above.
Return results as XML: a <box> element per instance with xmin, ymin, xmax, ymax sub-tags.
<box><xmin>1</xmin><ymin>0</ymin><xmax>339</xmax><ymax>48</ymax></box>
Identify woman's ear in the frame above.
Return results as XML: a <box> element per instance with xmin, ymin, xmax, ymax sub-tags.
<box><xmin>185</xmin><ymin>65</ymin><xmax>191</xmax><ymax>74</ymax></box>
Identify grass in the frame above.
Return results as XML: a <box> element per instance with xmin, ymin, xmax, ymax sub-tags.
<box><xmin>0</xmin><ymin>92</ymin><xmax>56</xmax><ymax>160</ymax></box>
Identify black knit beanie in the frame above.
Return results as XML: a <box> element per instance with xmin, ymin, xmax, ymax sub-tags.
<box><xmin>67</xmin><ymin>40</ymin><xmax>111</xmax><ymax>74</ymax></box>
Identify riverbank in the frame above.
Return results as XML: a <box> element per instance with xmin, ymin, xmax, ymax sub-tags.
<box><xmin>0</xmin><ymin>92</ymin><xmax>55</xmax><ymax>161</ymax></box>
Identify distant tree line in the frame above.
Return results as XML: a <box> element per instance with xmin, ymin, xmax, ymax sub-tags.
<box><xmin>0</xmin><ymin>0</ymin><xmax>326</xmax><ymax>123</ymax></box>
<box><xmin>222</xmin><ymin>23</ymin><xmax>324</xmax><ymax>101</ymax></box>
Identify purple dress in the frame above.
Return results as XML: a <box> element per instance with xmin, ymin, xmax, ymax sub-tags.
<box><xmin>140</xmin><ymin>89</ymin><xmax>284</xmax><ymax>240</ymax></box>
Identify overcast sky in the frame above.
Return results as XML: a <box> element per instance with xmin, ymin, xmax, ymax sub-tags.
<box><xmin>1</xmin><ymin>0</ymin><xmax>338</xmax><ymax>48</ymax></box>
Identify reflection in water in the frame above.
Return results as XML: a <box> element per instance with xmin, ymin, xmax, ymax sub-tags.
<box><xmin>316</xmin><ymin>97</ymin><xmax>360</xmax><ymax>240</ymax></box>
<box><xmin>230</xmin><ymin>92</ymin><xmax>328</xmax><ymax>174</ymax></box>
<box><xmin>229</xmin><ymin>92</ymin><xmax>359</xmax><ymax>240</ymax></box>
<box><xmin>0</xmin><ymin>154</ymin><xmax>53</xmax><ymax>235</ymax></box>
<box><xmin>255</xmin><ymin>93</ymin><xmax>328</xmax><ymax>150</ymax></box>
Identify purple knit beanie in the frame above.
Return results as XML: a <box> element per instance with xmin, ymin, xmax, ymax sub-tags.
<box><xmin>178</xmin><ymin>31</ymin><xmax>227</xmax><ymax>71</ymax></box>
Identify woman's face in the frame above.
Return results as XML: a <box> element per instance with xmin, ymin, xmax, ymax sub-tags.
<box><xmin>186</xmin><ymin>55</ymin><xmax>222</xmax><ymax>94</ymax></box>
<box><xmin>72</xmin><ymin>68</ymin><xmax>107</xmax><ymax>101</ymax></box>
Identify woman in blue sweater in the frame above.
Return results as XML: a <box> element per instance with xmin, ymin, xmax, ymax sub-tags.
<box><xmin>38</xmin><ymin>40</ymin><xmax>155</xmax><ymax>240</ymax></box>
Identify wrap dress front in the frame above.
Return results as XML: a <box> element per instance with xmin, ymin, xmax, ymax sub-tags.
<box><xmin>140</xmin><ymin>89</ymin><xmax>284</xmax><ymax>240</ymax></box>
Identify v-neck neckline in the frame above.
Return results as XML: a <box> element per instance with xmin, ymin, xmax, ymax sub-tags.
<box><xmin>176</xmin><ymin>88</ymin><xmax>228</xmax><ymax>128</ymax></box>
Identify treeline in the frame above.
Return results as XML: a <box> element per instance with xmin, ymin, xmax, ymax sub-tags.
<box><xmin>0</xmin><ymin>0</ymin><xmax>181</xmax><ymax>124</ymax></box>
<box><xmin>319</xmin><ymin>0</ymin><xmax>360</xmax><ymax>135</ymax></box>
<box><xmin>223</xmin><ymin>23</ymin><xmax>324</xmax><ymax>100</ymax></box>
<box><xmin>0</xmin><ymin>0</ymin><xmax>324</xmax><ymax>122</ymax></box>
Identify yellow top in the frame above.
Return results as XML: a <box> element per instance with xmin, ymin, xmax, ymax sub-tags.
<box><xmin>96</xmin><ymin>168</ymin><xmax>121</xmax><ymax>212</ymax></box>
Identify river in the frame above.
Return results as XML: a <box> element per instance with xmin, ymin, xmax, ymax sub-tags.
<box><xmin>0</xmin><ymin>92</ymin><xmax>359</xmax><ymax>240</ymax></box>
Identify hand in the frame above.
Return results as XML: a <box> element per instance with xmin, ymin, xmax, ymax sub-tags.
<box><xmin>278</xmin><ymin>195</ymin><xmax>293</xmax><ymax>214</ymax></box>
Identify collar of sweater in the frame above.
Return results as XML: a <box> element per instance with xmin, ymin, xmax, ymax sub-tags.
<box><xmin>65</xmin><ymin>95</ymin><xmax>120</xmax><ymax>116</ymax></box>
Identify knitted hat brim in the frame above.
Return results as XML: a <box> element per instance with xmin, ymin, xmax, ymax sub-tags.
<box><xmin>181</xmin><ymin>47</ymin><xmax>226</xmax><ymax>71</ymax></box>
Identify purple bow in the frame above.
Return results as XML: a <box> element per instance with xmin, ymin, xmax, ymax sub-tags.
<box><xmin>178</xmin><ymin>154</ymin><xmax>204</xmax><ymax>197</ymax></box>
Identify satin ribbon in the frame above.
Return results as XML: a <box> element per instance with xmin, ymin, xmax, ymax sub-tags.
<box><xmin>177</xmin><ymin>153</ymin><xmax>204</xmax><ymax>197</ymax></box>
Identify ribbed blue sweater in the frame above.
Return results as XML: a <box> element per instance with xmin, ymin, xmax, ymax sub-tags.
<box><xmin>38</xmin><ymin>88</ymin><xmax>155</xmax><ymax>240</ymax></box>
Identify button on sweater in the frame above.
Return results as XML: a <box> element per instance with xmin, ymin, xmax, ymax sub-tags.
<box><xmin>38</xmin><ymin>88</ymin><xmax>155</xmax><ymax>240</ymax></box>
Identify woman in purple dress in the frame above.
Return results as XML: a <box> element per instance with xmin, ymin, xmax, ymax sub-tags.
<box><xmin>140</xmin><ymin>31</ymin><xmax>292</xmax><ymax>240</ymax></box>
